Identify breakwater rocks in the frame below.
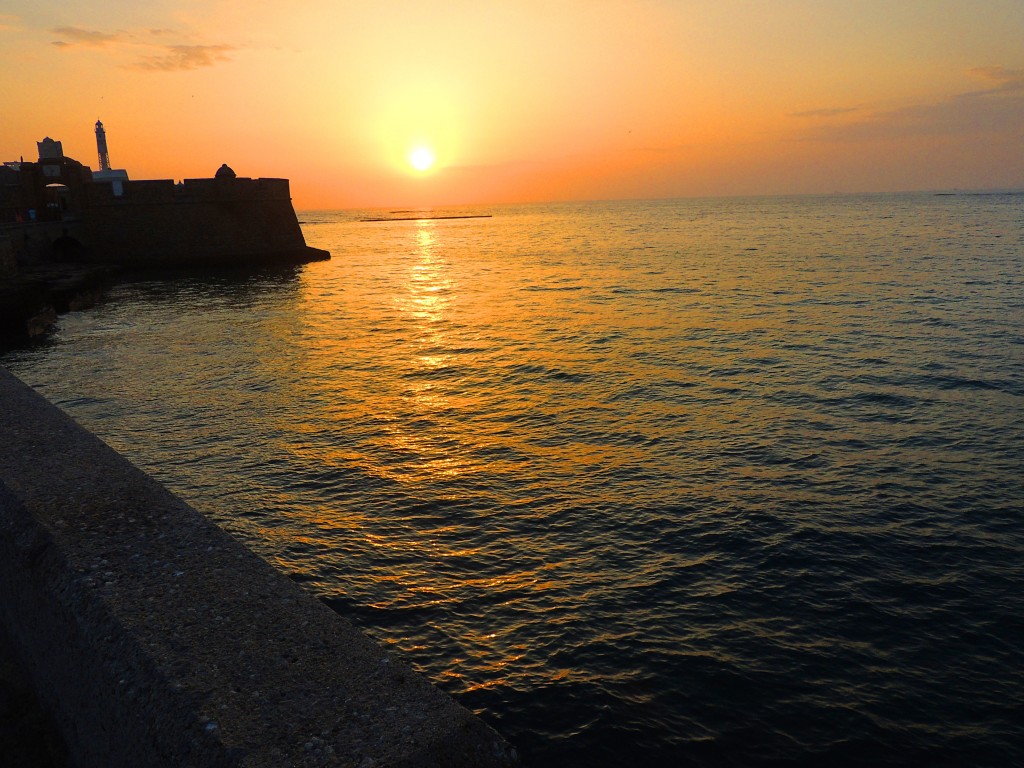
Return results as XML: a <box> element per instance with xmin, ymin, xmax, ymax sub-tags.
<box><xmin>0</xmin><ymin>368</ymin><xmax>517</xmax><ymax>767</ymax></box>
<box><xmin>0</xmin><ymin>258</ymin><xmax>114</xmax><ymax>343</ymax></box>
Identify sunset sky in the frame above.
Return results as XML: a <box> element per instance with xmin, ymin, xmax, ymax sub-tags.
<box><xmin>2</xmin><ymin>1</ymin><xmax>1022</xmax><ymax>208</ymax></box>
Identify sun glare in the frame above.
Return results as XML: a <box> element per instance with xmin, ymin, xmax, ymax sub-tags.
<box><xmin>409</xmin><ymin>146</ymin><xmax>436</xmax><ymax>172</ymax></box>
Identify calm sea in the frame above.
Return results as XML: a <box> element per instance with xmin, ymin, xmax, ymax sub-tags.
<box><xmin>4</xmin><ymin>194</ymin><xmax>1023</xmax><ymax>766</ymax></box>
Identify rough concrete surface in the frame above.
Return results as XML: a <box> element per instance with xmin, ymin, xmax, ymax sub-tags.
<box><xmin>0</xmin><ymin>628</ymin><xmax>67</xmax><ymax>768</ymax></box>
<box><xmin>0</xmin><ymin>366</ymin><xmax>517</xmax><ymax>767</ymax></box>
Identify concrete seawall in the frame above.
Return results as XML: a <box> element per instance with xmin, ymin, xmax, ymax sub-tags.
<box><xmin>0</xmin><ymin>367</ymin><xmax>516</xmax><ymax>767</ymax></box>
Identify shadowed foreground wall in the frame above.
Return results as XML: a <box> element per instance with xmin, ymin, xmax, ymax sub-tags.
<box><xmin>0</xmin><ymin>367</ymin><xmax>516</xmax><ymax>768</ymax></box>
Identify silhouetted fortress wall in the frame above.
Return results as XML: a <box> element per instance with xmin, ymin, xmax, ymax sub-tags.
<box><xmin>1</xmin><ymin>221</ymin><xmax>77</xmax><ymax>266</ymax></box>
<box><xmin>80</xmin><ymin>176</ymin><xmax>327</xmax><ymax>265</ymax></box>
<box><xmin>1</xmin><ymin>229</ymin><xmax>19</xmax><ymax>276</ymax></box>
<box><xmin>0</xmin><ymin>367</ymin><xmax>516</xmax><ymax>767</ymax></box>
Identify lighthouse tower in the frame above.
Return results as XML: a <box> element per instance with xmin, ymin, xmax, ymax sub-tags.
<box><xmin>95</xmin><ymin>120</ymin><xmax>111</xmax><ymax>172</ymax></box>
<box><xmin>91</xmin><ymin>119</ymin><xmax>129</xmax><ymax>195</ymax></box>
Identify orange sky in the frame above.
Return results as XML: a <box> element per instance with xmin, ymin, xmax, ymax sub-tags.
<box><xmin>2</xmin><ymin>1</ymin><xmax>1023</xmax><ymax>208</ymax></box>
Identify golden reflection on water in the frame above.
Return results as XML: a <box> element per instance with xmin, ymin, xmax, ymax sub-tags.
<box><xmin>284</xmin><ymin>210</ymin><xmax>818</xmax><ymax>620</ymax></box>
<box><xmin>383</xmin><ymin>218</ymin><xmax>472</xmax><ymax>480</ymax></box>
<box><xmin>404</xmin><ymin>219</ymin><xmax>453</xmax><ymax>339</ymax></box>
<box><xmin>293</xmin><ymin>217</ymin><xmax>485</xmax><ymax>485</ymax></box>
<box><xmin>259</xmin><ymin>218</ymin><xmax>498</xmax><ymax>581</ymax></box>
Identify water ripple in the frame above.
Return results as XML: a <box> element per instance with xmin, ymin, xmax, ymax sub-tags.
<box><xmin>4</xmin><ymin>195</ymin><xmax>1023</xmax><ymax>767</ymax></box>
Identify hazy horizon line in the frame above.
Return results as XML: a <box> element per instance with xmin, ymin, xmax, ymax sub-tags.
<box><xmin>297</xmin><ymin>186</ymin><xmax>1024</xmax><ymax>213</ymax></box>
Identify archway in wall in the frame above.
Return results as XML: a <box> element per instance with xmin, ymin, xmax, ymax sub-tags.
<box><xmin>51</xmin><ymin>231</ymin><xmax>85</xmax><ymax>261</ymax></box>
<box><xmin>44</xmin><ymin>183</ymin><xmax>71</xmax><ymax>217</ymax></box>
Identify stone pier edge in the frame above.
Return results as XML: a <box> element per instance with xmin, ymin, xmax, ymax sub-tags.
<box><xmin>0</xmin><ymin>366</ymin><xmax>517</xmax><ymax>767</ymax></box>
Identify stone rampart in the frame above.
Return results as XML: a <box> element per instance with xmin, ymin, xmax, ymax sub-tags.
<box><xmin>0</xmin><ymin>221</ymin><xmax>80</xmax><ymax>266</ymax></box>
<box><xmin>78</xmin><ymin>177</ymin><xmax>327</xmax><ymax>266</ymax></box>
<box><xmin>83</xmin><ymin>177</ymin><xmax>294</xmax><ymax>207</ymax></box>
<box><xmin>0</xmin><ymin>367</ymin><xmax>516</xmax><ymax>767</ymax></box>
<box><xmin>0</xmin><ymin>231</ymin><xmax>16</xmax><ymax>277</ymax></box>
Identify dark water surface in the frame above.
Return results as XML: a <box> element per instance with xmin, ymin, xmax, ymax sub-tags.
<box><xmin>4</xmin><ymin>194</ymin><xmax>1023</xmax><ymax>766</ymax></box>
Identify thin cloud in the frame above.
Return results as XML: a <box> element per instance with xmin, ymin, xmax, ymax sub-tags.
<box><xmin>446</xmin><ymin>158</ymin><xmax>549</xmax><ymax>175</ymax></box>
<box><xmin>50</xmin><ymin>26</ymin><xmax>121</xmax><ymax>47</ymax></box>
<box><xmin>965</xmin><ymin>66</ymin><xmax>1024</xmax><ymax>94</ymax></box>
<box><xmin>631</xmin><ymin>142</ymin><xmax>693</xmax><ymax>155</ymax></box>
<box><xmin>790</xmin><ymin>106</ymin><xmax>861</xmax><ymax>118</ymax></box>
<box><xmin>803</xmin><ymin>67</ymin><xmax>1024</xmax><ymax>142</ymax></box>
<box><xmin>0</xmin><ymin>13</ymin><xmax>21</xmax><ymax>32</ymax></box>
<box><xmin>132</xmin><ymin>44</ymin><xmax>236</xmax><ymax>71</ymax></box>
<box><xmin>49</xmin><ymin>23</ymin><xmax>238</xmax><ymax>71</ymax></box>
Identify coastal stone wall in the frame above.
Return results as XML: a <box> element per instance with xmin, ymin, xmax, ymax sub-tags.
<box><xmin>0</xmin><ymin>221</ymin><xmax>79</xmax><ymax>266</ymax></box>
<box><xmin>0</xmin><ymin>232</ymin><xmax>16</xmax><ymax>277</ymax></box>
<box><xmin>0</xmin><ymin>222</ymin><xmax>107</xmax><ymax>342</ymax></box>
<box><xmin>0</xmin><ymin>367</ymin><xmax>516</xmax><ymax>767</ymax></box>
<box><xmin>84</xmin><ymin>176</ymin><xmax>293</xmax><ymax>206</ymax></box>
<box><xmin>79</xmin><ymin>177</ymin><xmax>327</xmax><ymax>265</ymax></box>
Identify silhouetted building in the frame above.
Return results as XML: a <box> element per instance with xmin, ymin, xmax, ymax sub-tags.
<box><xmin>36</xmin><ymin>138</ymin><xmax>64</xmax><ymax>161</ymax></box>
<box><xmin>0</xmin><ymin>138</ymin><xmax>92</xmax><ymax>223</ymax></box>
<box><xmin>1</xmin><ymin>124</ymin><xmax>328</xmax><ymax>266</ymax></box>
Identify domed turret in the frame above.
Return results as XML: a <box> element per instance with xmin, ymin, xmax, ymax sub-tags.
<box><xmin>215</xmin><ymin>163</ymin><xmax>236</xmax><ymax>179</ymax></box>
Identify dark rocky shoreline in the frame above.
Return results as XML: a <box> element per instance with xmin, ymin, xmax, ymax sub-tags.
<box><xmin>0</xmin><ymin>220</ymin><xmax>327</xmax><ymax>345</ymax></box>
<box><xmin>0</xmin><ymin>262</ymin><xmax>116</xmax><ymax>344</ymax></box>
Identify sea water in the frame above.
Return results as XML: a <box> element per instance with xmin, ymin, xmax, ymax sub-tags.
<box><xmin>3</xmin><ymin>194</ymin><xmax>1023</xmax><ymax>766</ymax></box>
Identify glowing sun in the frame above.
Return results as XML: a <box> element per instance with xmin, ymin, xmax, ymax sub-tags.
<box><xmin>408</xmin><ymin>146</ymin><xmax>436</xmax><ymax>172</ymax></box>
